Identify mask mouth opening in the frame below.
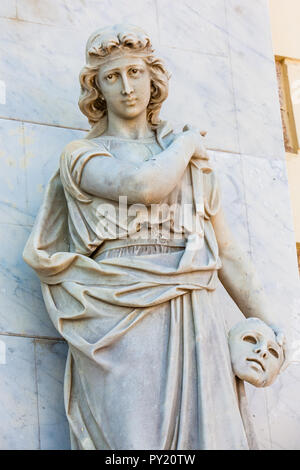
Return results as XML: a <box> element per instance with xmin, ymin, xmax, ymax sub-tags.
<box><xmin>246</xmin><ymin>358</ymin><xmax>265</xmax><ymax>372</ymax></box>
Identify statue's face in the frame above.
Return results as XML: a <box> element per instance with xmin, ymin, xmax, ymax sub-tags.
<box><xmin>229</xmin><ymin>320</ymin><xmax>283</xmax><ymax>387</ymax></box>
<box><xmin>97</xmin><ymin>56</ymin><xmax>151</xmax><ymax>121</ymax></box>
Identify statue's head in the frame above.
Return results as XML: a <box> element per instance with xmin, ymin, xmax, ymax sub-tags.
<box><xmin>79</xmin><ymin>24</ymin><xmax>170</xmax><ymax>136</ymax></box>
<box><xmin>228</xmin><ymin>318</ymin><xmax>284</xmax><ymax>387</ymax></box>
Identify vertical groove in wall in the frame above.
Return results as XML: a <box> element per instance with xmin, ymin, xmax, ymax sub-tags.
<box><xmin>20</xmin><ymin>121</ymin><xmax>29</xmax><ymax>220</ymax></box>
<box><xmin>264</xmin><ymin>388</ymin><xmax>273</xmax><ymax>449</ymax></box>
<box><xmin>33</xmin><ymin>339</ymin><xmax>41</xmax><ymax>450</ymax></box>
<box><xmin>224</xmin><ymin>1</ymin><xmax>254</xmax><ymax>261</ymax></box>
<box><xmin>223</xmin><ymin>0</ymin><xmax>241</xmax><ymax>157</ymax></box>
<box><xmin>240</xmin><ymin>156</ymin><xmax>253</xmax><ymax>259</ymax></box>
<box><xmin>224</xmin><ymin>2</ymin><xmax>253</xmax><ymax>254</ymax></box>
<box><xmin>154</xmin><ymin>0</ymin><xmax>161</xmax><ymax>45</ymax></box>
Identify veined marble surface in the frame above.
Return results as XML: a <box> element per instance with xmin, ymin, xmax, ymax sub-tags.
<box><xmin>211</xmin><ymin>151</ymin><xmax>249</xmax><ymax>252</ymax></box>
<box><xmin>0</xmin><ymin>223</ymin><xmax>58</xmax><ymax>338</ymax></box>
<box><xmin>157</xmin><ymin>0</ymin><xmax>228</xmax><ymax>56</ymax></box>
<box><xmin>0</xmin><ymin>0</ymin><xmax>284</xmax><ymax>157</ymax></box>
<box><xmin>0</xmin><ymin>119</ymin><xmax>86</xmax><ymax>227</ymax></box>
<box><xmin>159</xmin><ymin>48</ymin><xmax>239</xmax><ymax>152</ymax></box>
<box><xmin>267</xmin><ymin>363</ymin><xmax>300</xmax><ymax>450</ymax></box>
<box><xmin>226</xmin><ymin>0</ymin><xmax>284</xmax><ymax>158</ymax></box>
<box><xmin>35</xmin><ymin>340</ymin><xmax>69</xmax><ymax>450</ymax></box>
<box><xmin>0</xmin><ymin>335</ymin><xmax>69</xmax><ymax>450</ymax></box>
<box><xmin>16</xmin><ymin>0</ymin><xmax>159</xmax><ymax>39</ymax></box>
<box><xmin>0</xmin><ymin>335</ymin><xmax>38</xmax><ymax>449</ymax></box>
<box><xmin>242</xmin><ymin>156</ymin><xmax>300</xmax><ymax>301</ymax></box>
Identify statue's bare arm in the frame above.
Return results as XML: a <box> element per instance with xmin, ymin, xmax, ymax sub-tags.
<box><xmin>80</xmin><ymin>131</ymin><xmax>204</xmax><ymax>205</ymax></box>
<box><xmin>211</xmin><ymin>208</ymin><xmax>285</xmax><ymax>345</ymax></box>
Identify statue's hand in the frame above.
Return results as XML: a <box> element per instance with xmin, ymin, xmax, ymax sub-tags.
<box><xmin>269</xmin><ymin>323</ymin><xmax>289</xmax><ymax>372</ymax></box>
<box><xmin>181</xmin><ymin>124</ymin><xmax>208</xmax><ymax>159</ymax></box>
<box><xmin>269</xmin><ymin>323</ymin><xmax>285</xmax><ymax>347</ymax></box>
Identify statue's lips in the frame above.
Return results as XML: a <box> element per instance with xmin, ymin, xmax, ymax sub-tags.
<box><xmin>246</xmin><ymin>358</ymin><xmax>265</xmax><ymax>371</ymax></box>
<box><xmin>123</xmin><ymin>98</ymin><xmax>137</xmax><ymax>105</ymax></box>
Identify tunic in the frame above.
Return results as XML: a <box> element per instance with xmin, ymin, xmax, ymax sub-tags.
<box><xmin>23</xmin><ymin>122</ymin><xmax>258</xmax><ymax>450</ymax></box>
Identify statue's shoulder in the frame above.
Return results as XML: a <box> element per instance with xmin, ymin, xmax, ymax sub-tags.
<box><xmin>61</xmin><ymin>138</ymin><xmax>100</xmax><ymax>156</ymax></box>
<box><xmin>60</xmin><ymin>138</ymin><xmax>110</xmax><ymax>173</ymax></box>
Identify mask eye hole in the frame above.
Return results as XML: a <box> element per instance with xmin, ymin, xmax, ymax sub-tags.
<box><xmin>243</xmin><ymin>335</ymin><xmax>257</xmax><ymax>344</ymax></box>
<box><xmin>268</xmin><ymin>348</ymin><xmax>279</xmax><ymax>359</ymax></box>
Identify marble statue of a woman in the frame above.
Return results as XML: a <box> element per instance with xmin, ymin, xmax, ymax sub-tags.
<box><xmin>23</xmin><ymin>24</ymin><xmax>285</xmax><ymax>450</ymax></box>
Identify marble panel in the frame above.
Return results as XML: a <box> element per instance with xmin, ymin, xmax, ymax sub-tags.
<box><xmin>208</xmin><ymin>282</ymin><xmax>272</xmax><ymax>449</ymax></box>
<box><xmin>242</xmin><ymin>153</ymin><xmax>300</xmax><ymax>449</ymax></box>
<box><xmin>0</xmin><ymin>12</ymin><xmax>239</xmax><ymax>153</ymax></box>
<box><xmin>23</xmin><ymin>122</ymin><xmax>86</xmax><ymax>225</ymax></box>
<box><xmin>0</xmin><ymin>119</ymin><xmax>85</xmax><ymax>226</ymax></box>
<box><xmin>0</xmin><ymin>335</ymin><xmax>39</xmax><ymax>449</ymax></box>
<box><xmin>0</xmin><ymin>224</ymin><xmax>59</xmax><ymax>338</ymax></box>
<box><xmin>16</xmin><ymin>0</ymin><xmax>159</xmax><ymax>40</ymax></box>
<box><xmin>242</xmin><ymin>155</ymin><xmax>300</xmax><ymax>317</ymax></box>
<box><xmin>35</xmin><ymin>339</ymin><xmax>70</xmax><ymax>450</ymax></box>
<box><xmin>226</xmin><ymin>0</ymin><xmax>284</xmax><ymax>158</ymax></box>
<box><xmin>158</xmin><ymin>47</ymin><xmax>239</xmax><ymax>153</ymax></box>
<box><xmin>157</xmin><ymin>0</ymin><xmax>228</xmax><ymax>56</ymax></box>
<box><xmin>211</xmin><ymin>151</ymin><xmax>272</xmax><ymax>449</ymax></box>
<box><xmin>0</xmin><ymin>18</ymin><xmax>88</xmax><ymax>129</ymax></box>
<box><xmin>266</xmin><ymin>364</ymin><xmax>300</xmax><ymax>449</ymax></box>
<box><xmin>244</xmin><ymin>384</ymin><xmax>271</xmax><ymax>450</ymax></box>
<box><xmin>0</xmin><ymin>119</ymin><xmax>28</xmax><ymax>225</ymax></box>
<box><xmin>0</xmin><ymin>1</ymin><xmax>16</xmax><ymax>19</ymax></box>
<box><xmin>211</xmin><ymin>150</ymin><xmax>249</xmax><ymax>252</ymax></box>
<box><xmin>211</xmin><ymin>150</ymin><xmax>300</xmax><ymax>450</ymax></box>
<box><xmin>0</xmin><ymin>5</ymin><xmax>157</xmax><ymax>130</ymax></box>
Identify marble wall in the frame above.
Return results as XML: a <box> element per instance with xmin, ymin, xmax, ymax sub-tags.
<box><xmin>0</xmin><ymin>0</ymin><xmax>299</xmax><ymax>449</ymax></box>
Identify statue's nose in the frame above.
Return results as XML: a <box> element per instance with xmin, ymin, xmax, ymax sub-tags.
<box><xmin>121</xmin><ymin>74</ymin><xmax>133</xmax><ymax>95</ymax></box>
<box><xmin>254</xmin><ymin>346</ymin><xmax>268</xmax><ymax>359</ymax></box>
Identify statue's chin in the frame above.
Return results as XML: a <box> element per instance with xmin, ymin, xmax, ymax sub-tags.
<box><xmin>244</xmin><ymin>375</ymin><xmax>266</xmax><ymax>387</ymax></box>
<box><xmin>234</xmin><ymin>365</ymin><xmax>267</xmax><ymax>387</ymax></box>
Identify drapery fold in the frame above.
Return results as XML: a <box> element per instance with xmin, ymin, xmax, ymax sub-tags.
<box><xmin>23</xmin><ymin>122</ymin><xmax>258</xmax><ymax>449</ymax></box>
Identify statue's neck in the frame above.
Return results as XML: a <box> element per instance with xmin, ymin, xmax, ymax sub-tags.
<box><xmin>104</xmin><ymin>110</ymin><xmax>154</xmax><ymax>140</ymax></box>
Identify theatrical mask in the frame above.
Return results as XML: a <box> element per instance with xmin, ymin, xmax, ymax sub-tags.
<box><xmin>229</xmin><ymin>318</ymin><xmax>284</xmax><ymax>387</ymax></box>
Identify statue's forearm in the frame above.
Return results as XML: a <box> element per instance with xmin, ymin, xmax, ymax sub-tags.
<box><xmin>80</xmin><ymin>134</ymin><xmax>194</xmax><ymax>204</ymax></box>
<box><xmin>211</xmin><ymin>208</ymin><xmax>276</xmax><ymax>325</ymax></box>
<box><xmin>218</xmin><ymin>245</ymin><xmax>274</xmax><ymax>326</ymax></box>
<box><xmin>134</xmin><ymin>134</ymin><xmax>194</xmax><ymax>204</ymax></box>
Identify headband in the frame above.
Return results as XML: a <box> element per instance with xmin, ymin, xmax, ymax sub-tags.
<box><xmin>85</xmin><ymin>24</ymin><xmax>154</xmax><ymax>66</ymax></box>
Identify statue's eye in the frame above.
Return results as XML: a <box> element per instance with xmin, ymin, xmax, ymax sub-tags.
<box><xmin>106</xmin><ymin>73</ymin><xmax>115</xmax><ymax>80</ymax></box>
<box><xmin>243</xmin><ymin>335</ymin><xmax>257</xmax><ymax>344</ymax></box>
<box><xmin>130</xmin><ymin>68</ymin><xmax>141</xmax><ymax>76</ymax></box>
<box><xmin>268</xmin><ymin>348</ymin><xmax>279</xmax><ymax>359</ymax></box>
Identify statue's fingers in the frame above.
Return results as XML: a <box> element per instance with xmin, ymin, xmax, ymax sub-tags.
<box><xmin>280</xmin><ymin>358</ymin><xmax>290</xmax><ymax>373</ymax></box>
<box><xmin>269</xmin><ymin>323</ymin><xmax>286</xmax><ymax>347</ymax></box>
<box><xmin>280</xmin><ymin>344</ymin><xmax>291</xmax><ymax>372</ymax></box>
<box><xmin>279</xmin><ymin>336</ymin><xmax>290</xmax><ymax>373</ymax></box>
<box><xmin>182</xmin><ymin>124</ymin><xmax>207</xmax><ymax>136</ymax></box>
<box><xmin>276</xmin><ymin>331</ymin><xmax>285</xmax><ymax>347</ymax></box>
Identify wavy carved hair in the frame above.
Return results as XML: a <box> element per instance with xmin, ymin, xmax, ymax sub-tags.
<box><xmin>78</xmin><ymin>25</ymin><xmax>170</xmax><ymax>136</ymax></box>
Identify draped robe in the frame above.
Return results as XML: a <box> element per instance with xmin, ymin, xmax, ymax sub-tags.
<box><xmin>23</xmin><ymin>122</ymin><xmax>258</xmax><ymax>450</ymax></box>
